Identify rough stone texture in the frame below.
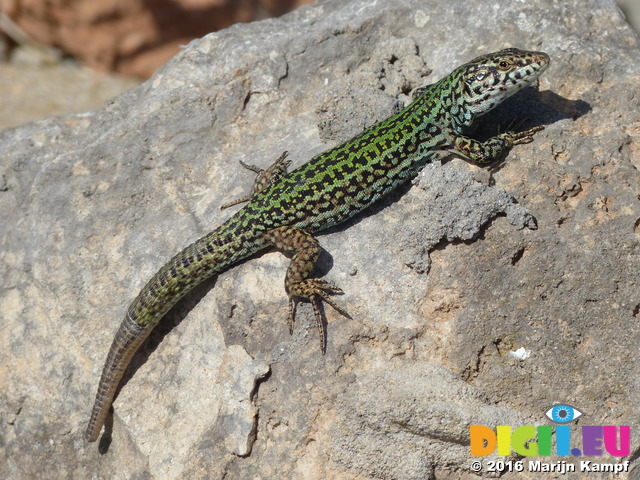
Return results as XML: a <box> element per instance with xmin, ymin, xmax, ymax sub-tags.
<box><xmin>2</xmin><ymin>0</ymin><xmax>314</xmax><ymax>77</ymax></box>
<box><xmin>331</xmin><ymin>364</ymin><xmax>530</xmax><ymax>479</ymax></box>
<box><xmin>1</xmin><ymin>0</ymin><xmax>639</xmax><ymax>479</ymax></box>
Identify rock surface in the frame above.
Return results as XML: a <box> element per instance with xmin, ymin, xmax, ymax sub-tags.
<box><xmin>1</xmin><ymin>0</ymin><xmax>639</xmax><ymax>479</ymax></box>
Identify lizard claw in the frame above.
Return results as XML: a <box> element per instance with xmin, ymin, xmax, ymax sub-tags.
<box><xmin>506</xmin><ymin>125</ymin><xmax>544</xmax><ymax>146</ymax></box>
<box><xmin>287</xmin><ymin>279</ymin><xmax>351</xmax><ymax>354</ymax></box>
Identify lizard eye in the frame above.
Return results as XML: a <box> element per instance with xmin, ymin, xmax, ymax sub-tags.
<box><xmin>498</xmin><ymin>60</ymin><xmax>510</xmax><ymax>69</ymax></box>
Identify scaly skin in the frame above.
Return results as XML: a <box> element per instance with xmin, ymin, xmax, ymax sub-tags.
<box><xmin>86</xmin><ymin>48</ymin><xmax>549</xmax><ymax>442</ymax></box>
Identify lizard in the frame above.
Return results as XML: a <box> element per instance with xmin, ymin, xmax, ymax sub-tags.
<box><xmin>86</xmin><ymin>47</ymin><xmax>549</xmax><ymax>442</ymax></box>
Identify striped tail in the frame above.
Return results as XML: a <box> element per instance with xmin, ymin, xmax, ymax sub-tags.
<box><xmin>85</xmin><ymin>220</ymin><xmax>266</xmax><ymax>442</ymax></box>
<box><xmin>85</xmin><ymin>314</ymin><xmax>151</xmax><ymax>442</ymax></box>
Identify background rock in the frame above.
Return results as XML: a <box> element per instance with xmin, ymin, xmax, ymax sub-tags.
<box><xmin>1</xmin><ymin>0</ymin><xmax>314</xmax><ymax>77</ymax></box>
<box><xmin>1</xmin><ymin>0</ymin><xmax>639</xmax><ymax>479</ymax></box>
<box><xmin>0</xmin><ymin>61</ymin><xmax>140</xmax><ymax>130</ymax></box>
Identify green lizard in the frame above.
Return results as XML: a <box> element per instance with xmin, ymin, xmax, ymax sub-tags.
<box><xmin>86</xmin><ymin>47</ymin><xmax>549</xmax><ymax>442</ymax></box>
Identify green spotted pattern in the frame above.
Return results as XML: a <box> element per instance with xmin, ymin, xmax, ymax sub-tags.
<box><xmin>86</xmin><ymin>48</ymin><xmax>550</xmax><ymax>442</ymax></box>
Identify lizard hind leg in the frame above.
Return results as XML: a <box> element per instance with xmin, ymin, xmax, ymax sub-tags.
<box><xmin>265</xmin><ymin>226</ymin><xmax>351</xmax><ymax>354</ymax></box>
<box><xmin>220</xmin><ymin>151</ymin><xmax>291</xmax><ymax>209</ymax></box>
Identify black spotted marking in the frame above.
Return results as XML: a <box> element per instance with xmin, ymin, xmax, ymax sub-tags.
<box><xmin>86</xmin><ymin>48</ymin><xmax>550</xmax><ymax>444</ymax></box>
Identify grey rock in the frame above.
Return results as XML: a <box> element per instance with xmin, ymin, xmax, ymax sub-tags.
<box><xmin>400</xmin><ymin>161</ymin><xmax>538</xmax><ymax>273</ymax></box>
<box><xmin>332</xmin><ymin>364</ymin><xmax>530</xmax><ymax>480</ymax></box>
<box><xmin>1</xmin><ymin>0</ymin><xmax>639</xmax><ymax>479</ymax></box>
<box><xmin>218</xmin><ymin>345</ymin><xmax>270</xmax><ymax>457</ymax></box>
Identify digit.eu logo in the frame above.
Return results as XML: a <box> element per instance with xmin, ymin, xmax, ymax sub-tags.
<box><xmin>470</xmin><ymin>405</ymin><xmax>630</xmax><ymax>457</ymax></box>
<box><xmin>545</xmin><ymin>404</ymin><xmax>583</xmax><ymax>424</ymax></box>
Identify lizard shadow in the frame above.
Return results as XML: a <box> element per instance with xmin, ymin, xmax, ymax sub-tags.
<box><xmin>466</xmin><ymin>87</ymin><xmax>590</xmax><ymax>174</ymax></box>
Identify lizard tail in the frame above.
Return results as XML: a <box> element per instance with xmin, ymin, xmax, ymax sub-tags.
<box><xmin>85</xmin><ymin>313</ymin><xmax>152</xmax><ymax>442</ymax></box>
<box><xmin>85</xmin><ymin>220</ymin><xmax>266</xmax><ymax>442</ymax></box>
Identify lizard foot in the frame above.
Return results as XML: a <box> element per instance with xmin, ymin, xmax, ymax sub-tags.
<box><xmin>504</xmin><ymin>125</ymin><xmax>544</xmax><ymax>146</ymax></box>
<box><xmin>287</xmin><ymin>279</ymin><xmax>351</xmax><ymax>354</ymax></box>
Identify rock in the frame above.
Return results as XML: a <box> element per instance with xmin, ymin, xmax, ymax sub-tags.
<box><xmin>0</xmin><ymin>61</ymin><xmax>140</xmax><ymax>130</ymax></box>
<box><xmin>1</xmin><ymin>0</ymin><xmax>639</xmax><ymax>479</ymax></box>
<box><xmin>331</xmin><ymin>364</ymin><xmax>530</xmax><ymax>479</ymax></box>
<box><xmin>219</xmin><ymin>345</ymin><xmax>270</xmax><ymax>457</ymax></box>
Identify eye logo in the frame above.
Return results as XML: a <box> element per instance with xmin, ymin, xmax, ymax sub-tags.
<box><xmin>545</xmin><ymin>404</ymin><xmax>583</xmax><ymax>423</ymax></box>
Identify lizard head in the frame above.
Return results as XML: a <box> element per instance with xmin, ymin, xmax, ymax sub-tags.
<box><xmin>455</xmin><ymin>48</ymin><xmax>549</xmax><ymax>120</ymax></box>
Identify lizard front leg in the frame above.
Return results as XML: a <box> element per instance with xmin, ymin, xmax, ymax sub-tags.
<box><xmin>263</xmin><ymin>226</ymin><xmax>351</xmax><ymax>354</ymax></box>
<box><xmin>221</xmin><ymin>151</ymin><xmax>291</xmax><ymax>209</ymax></box>
<box><xmin>452</xmin><ymin>126</ymin><xmax>543</xmax><ymax>164</ymax></box>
